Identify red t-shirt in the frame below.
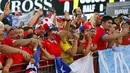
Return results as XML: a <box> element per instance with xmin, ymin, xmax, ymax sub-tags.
<box><xmin>92</xmin><ymin>27</ymin><xmax>108</xmax><ymax>50</ymax></box>
<box><xmin>55</xmin><ymin>34</ymin><xmax>61</xmax><ymax>44</ymax></box>
<box><xmin>22</xmin><ymin>46</ymin><xmax>33</xmax><ymax>55</ymax></box>
<box><xmin>2</xmin><ymin>37</ymin><xmax>23</xmax><ymax>64</ymax></box>
<box><xmin>122</xmin><ymin>34</ymin><xmax>130</xmax><ymax>45</ymax></box>
<box><xmin>40</xmin><ymin>36</ymin><xmax>61</xmax><ymax>68</ymax></box>
<box><xmin>2</xmin><ymin>37</ymin><xmax>23</xmax><ymax>72</ymax></box>
<box><xmin>42</xmin><ymin>37</ymin><xmax>61</xmax><ymax>57</ymax></box>
<box><xmin>2</xmin><ymin>37</ymin><xmax>14</xmax><ymax>46</ymax></box>
<box><xmin>75</xmin><ymin>40</ymin><xmax>89</xmax><ymax>60</ymax></box>
<box><xmin>78</xmin><ymin>40</ymin><xmax>88</xmax><ymax>49</ymax></box>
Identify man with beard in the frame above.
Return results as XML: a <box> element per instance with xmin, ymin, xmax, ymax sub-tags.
<box><xmin>0</xmin><ymin>21</ymin><xmax>31</xmax><ymax>73</ymax></box>
<box><xmin>2</xmin><ymin>26</ymin><xmax>41</xmax><ymax>72</ymax></box>
<box><xmin>71</xmin><ymin>7</ymin><xmax>84</xmax><ymax>29</ymax></box>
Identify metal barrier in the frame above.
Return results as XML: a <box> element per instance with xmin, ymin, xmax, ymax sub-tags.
<box><xmin>9</xmin><ymin>53</ymin><xmax>98</xmax><ymax>73</ymax></box>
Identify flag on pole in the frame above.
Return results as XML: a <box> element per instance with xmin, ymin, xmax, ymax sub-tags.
<box><xmin>25</xmin><ymin>45</ymin><xmax>40</xmax><ymax>73</ymax></box>
<box><xmin>69</xmin><ymin>53</ymin><xmax>94</xmax><ymax>73</ymax></box>
<box><xmin>55</xmin><ymin>58</ymin><xmax>71</xmax><ymax>73</ymax></box>
<box><xmin>55</xmin><ymin>53</ymin><xmax>94</xmax><ymax>73</ymax></box>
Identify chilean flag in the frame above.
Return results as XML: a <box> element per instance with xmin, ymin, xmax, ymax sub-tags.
<box><xmin>25</xmin><ymin>46</ymin><xmax>41</xmax><ymax>73</ymax></box>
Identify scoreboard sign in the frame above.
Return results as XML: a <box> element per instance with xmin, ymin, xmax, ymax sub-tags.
<box><xmin>106</xmin><ymin>1</ymin><xmax>130</xmax><ymax>16</ymax></box>
<box><xmin>0</xmin><ymin>0</ymin><xmax>128</xmax><ymax>15</ymax></box>
<box><xmin>0</xmin><ymin>0</ymin><xmax>108</xmax><ymax>15</ymax></box>
<box><xmin>78</xmin><ymin>0</ymin><xmax>107</xmax><ymax>14</ymax></box>
<box><xmin>0</xmin><ymin>0</ymin><xmax>73</xmax><ymax>15</ymax></box>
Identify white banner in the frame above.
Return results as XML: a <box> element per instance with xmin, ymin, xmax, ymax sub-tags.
<box><xmin>69</xmin><ymin>53</ymin><xmax>94</xmax><ymax>73</ymax></box>
<box><xmin>12</xmin><ymin>11</ymin><xmax>34</xmax><ymax>27</ymax></box>
<box><xmin>98</xmin><ymin>45</ymin><xmax>130</xmax><ymax>73</ymax></box>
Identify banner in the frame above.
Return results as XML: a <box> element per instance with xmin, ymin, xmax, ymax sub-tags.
<box><xmin>0</xmin><ymin>0</ymin><xmax>73</xmax><ymax>15</ymax></box>
<box><xmin>55</xmin><ymin>53</ymin><xmax>94</xmax><ymax>73</ymax></box>
<box><xmin>1</xmin><ymin>0</ymin><xmax>129</xmax><ymax>16</ymax></box>
<box><xmin>98</xmin><ymin>45</ymin><xmax>130</xmax><ymax>73</ymax></box>
<box><xmin>106</xmin><ymin>1</ymin><xmax>130</xmax><ymax>16</ymax></box>
<box><xmin>78</xmin><ymin>0</ymin><xmax>107</xmax><ymax>14</ymax></box>
<box><xmin>55</xmin><ymin>58</ymin><xmax>71</xmax><ymax>73</ymax></box>
<box><xmin>69</xmin><ymin>53</ymin><xmax>94</xmax><ymax>73</ymax></box>
<box><xmin>25</xmin><ymin>45</ymin><xmax>41</xmax><ymax>73</ymax></box>
<box><xmin>12</xmin><ymin>11</ymin><xmax>34</xmax><ymax>27</ymax></box>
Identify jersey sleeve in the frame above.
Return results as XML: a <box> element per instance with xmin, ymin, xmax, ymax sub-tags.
<box><xmin>92</xmin><ymin>28</ymin><xmax>107</xmax><ymax>44</ymax></box>
<box><xmin>2</xmin><ymin>37</ymin><xmax>15</xmax><ymax>46</ymax></box>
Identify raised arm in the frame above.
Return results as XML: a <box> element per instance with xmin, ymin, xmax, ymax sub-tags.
<box><xmin>27</xmin><ymin>9</ymin><xmax>43</xmax><ymax>26</ymax></box>
<box><xmin>64</xmin><ymin>11</ymin><xmax>71</xmax><ymax>31</ymax></box>
<box><xmin>82</xmin><ymin>34</ymin><xmax>91</xmax><ymax>56</ymax></box>
<box><xmin>60</xmin><ymin>32</ymin><xmax>79</xmax><ymax>57</ymax></box>
<box><xmin>0</xmin><ymin>2</ymin><xmax>11</xmax><ymax>21</ymax></box>
<box><xmin>51</xmin><ymin>12</ymin><xmax>56</xmax><ymax>25</ymax></box>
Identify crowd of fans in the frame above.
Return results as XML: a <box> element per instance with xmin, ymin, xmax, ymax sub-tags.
<box><xmin>0</xmin><ymin>1</ymin><xmax>130</xmax><ymax>73</ymax></box>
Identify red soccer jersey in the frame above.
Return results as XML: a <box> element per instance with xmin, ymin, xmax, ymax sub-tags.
<box><xmin>22</xmin><ymin>47</ymin><xmax>33</xmax><ymax>55</ymax></box>
<box><xmin>92</xmin><ymin>27</ymin><xmax>108</xmax><ymax>50</ymax></box>
<box><xmin>78</xmin><ymin>40</ymin><xmax>88</xmax><ymax>49</ymax></box>
<box><xmin>42</xmin><ymin>38</ymin><xmax>61</xmax><ymax>57</ymax></box>
<box><xmin>2</xmin><ymin>37</ymin><xmax>14</xmax><ymax>46</ymax></box>
<box><xmin>2</xmin><ymin>37</ymin><xmax>23</xmax><ymax>72</ymax></box>
<box><xmin>2</xmin><ymin>37</ymin><xmax>23</xmax><ymax>64</ymax></box>
<box><xmin>55</xmin><ymin>34</ymin><xmax>61</xmax><ymax>44</ymax></box>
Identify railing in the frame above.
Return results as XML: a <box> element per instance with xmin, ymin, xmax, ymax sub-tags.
<box><xmin>9</xmin><ymin>53</ymin><xmax>99</xmax><ymax>73</ymax></box>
